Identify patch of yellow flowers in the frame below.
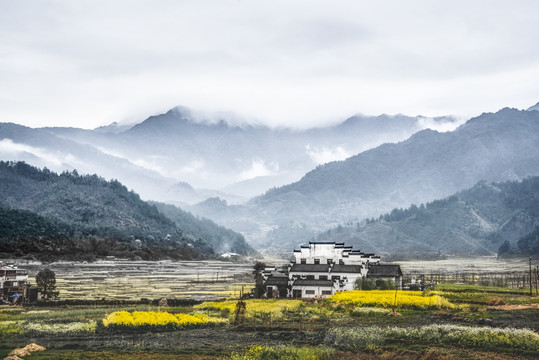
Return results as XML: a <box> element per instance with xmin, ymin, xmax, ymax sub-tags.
<box><xmin>102</xmin><ymin>311</ymin><xmax>223</xmax><ymax>327</ymax></box>
<box><xmin>328</xmin><ymin>290</ymin><xmax>454</xmax><ymax>309</ymax></box>
<box><xmin>195</xmin><ymin>299</ymin><xmax>303</xmax><ymax>318</ymax></box>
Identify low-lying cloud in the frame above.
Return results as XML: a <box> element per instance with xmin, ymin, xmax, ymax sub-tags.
<box><xmin>0</xmin><ymin>139</ymin><xmax>77</xmax><ymax>169</ymax></box>
<box><xmin>306</xmin><ymin>145</ymin><xmax>351</xmax><ymax>165</ymax></box>
<box><xmin>237</xmin><ymin>159</ymin><xmax>279</xmax><ymax>182</ymax></box>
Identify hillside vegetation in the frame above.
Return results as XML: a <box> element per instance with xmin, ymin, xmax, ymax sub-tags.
<box><xmin>311</xmin><ymin>177</ymin><xmax>539</xmax><ymax>257</ymax></box>
<box><xmin>0</xmin><ymin>161</ymin><xmax>253</xmax><ymax>261</ymax></box>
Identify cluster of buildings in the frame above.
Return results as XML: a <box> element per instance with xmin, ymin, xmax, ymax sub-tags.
<box><xmin>263</xmin><ymin>241</ymin><xmax>402</xmax><ymax>298</ymax></box>
<box><xmin>0</xmin><ymin>265</ymin><xmax>36</xmax><ymax>304</ymax></box>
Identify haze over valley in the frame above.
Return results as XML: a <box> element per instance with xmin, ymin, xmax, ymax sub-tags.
<box><xmin>1</xmin><ymin>102</ymin><xmax>538</xmax><ymax>259</ymax></box>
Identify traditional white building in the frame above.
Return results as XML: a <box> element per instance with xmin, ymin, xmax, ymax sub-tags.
<box><xmin>264</xmin><ymin>241</ymin><xmax>402</xmax><ymax>299</ymax></box>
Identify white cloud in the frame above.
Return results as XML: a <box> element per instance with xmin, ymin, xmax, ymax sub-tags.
<box><xmin>0</xmin><ymin>139</ymin><xmax>78</xmax><ymax>168</ymax></box>
<box><xmin>180</xmin><ymin>160</ymin><xmax>205</xmax><ymax>174</ymax></box>
<box><xmin>237</xmin><ymin>159</ymin><xmax>279</xmax><ymax>182</ymax></box>
<box><xmin>306</xmin><ymin>145</ymin><xmax>351</xmax><ymax>165</ymax></box>
<box><xmin>1</xmin><ymin>1</ymin><xmax>539</xmax><ymax>129</ymax></box>
<box><xmin>416</xmin><ymin>116</ymin><xmax>465</xmax><ymax>133</ymax></box>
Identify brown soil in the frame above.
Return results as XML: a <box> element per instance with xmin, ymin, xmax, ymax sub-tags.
<box><xmin>23</xmin><ymin>343</ymin><xmax>46</xmax><ymax>352</ymax></box>
<box><xmin>7</xmin><ymin>349</ymin><xmax>30</xmax><ymax>357</ymax></box>
<box><xmin>487</xmin><ymin>304</ymin><xmax>539</xmax><ymax>311</ymax></box>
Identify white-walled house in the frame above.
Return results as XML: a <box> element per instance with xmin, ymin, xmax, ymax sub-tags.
<box><xmin>264</xmin><ymin>241</ymin><xmax>402</xmax><ymax>298</ymax></box>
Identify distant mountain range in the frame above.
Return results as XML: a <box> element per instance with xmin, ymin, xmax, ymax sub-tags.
<box><xmin>0</xmin><ymin>161</ymin><xmax>255</xmax><ymax>261</ymax></box>
<box><xmin>1</xmin><ymin>102</ymin><xmax>539</xmax><ymax>259</ymax></box>
<box><xmin>0</xmin><ymin>106</ymin><xmax>458</xmax><ymax>204</ymax></box>
<box><xmin>306</xmin><ymin>177</ymin><xmax>539</xmax><ymax>257</ymax></box>
<box><xmin>184</xmin><ymin>106</ymin><xmax>539</xmax><ymax>252</ymax></box>
<box><xmin>252</xmin><ymin>107</ymin><xmax>539</xmax><ymax>224</ymax></box>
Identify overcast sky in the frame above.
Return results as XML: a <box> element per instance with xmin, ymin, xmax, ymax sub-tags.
<box><xmin>1</xmin><ymin>0</ymin><xmax>539</xmax><ymax>129</ymax></box>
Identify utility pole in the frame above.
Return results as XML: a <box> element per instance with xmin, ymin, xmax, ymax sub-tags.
<box><xmin>530</xmin><ymin>257</ymin><xmax>533</xmax><ymax>297</ymax></box>
<box><xmin>535</xmin><ymin>266</ymin><xmax>538</xmax><ymax>296</ymax></box>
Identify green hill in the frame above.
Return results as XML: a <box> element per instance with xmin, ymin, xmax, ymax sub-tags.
<box><xmin>310</xmin><ymin>177</ymin><xmax>539</xmax><ymax>257</ymax></box>
<box><xmin>0</xmin><ymin>161</ymin><xmax>254</xmax><ymax>261</ymax></box>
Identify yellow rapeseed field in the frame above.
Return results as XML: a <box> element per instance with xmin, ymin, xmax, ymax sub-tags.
<box><xmin>102</xmin><ymin>311</ymin><xmax>222</xmax><ymax>327</ymax></box>
<box><xmin>328</xmin><ymin>290</ymin><xmax>454</xmax><ymax>309</ymax></box>
<box><xmin>195</xmin><ymin>299</ymin><xmax>303</xmax><ymax>317</ymax></box>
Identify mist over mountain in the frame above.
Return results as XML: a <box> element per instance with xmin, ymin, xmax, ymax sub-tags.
<box><xmin>0</xmin><ymin>161</ymin><xmax>254</xmax><ymax>260</ymax></box>
<box><xmin>0</xmin><ymin>123</ymin><xmax>178</xmax><ymax>201</ymax></box>
<box><xmin>253</xmin><ymin>108</ymin><xmax>539</xmax><ymax>225</ymax></box>
<box><xmin>299</xmin><ymin>177</ymin><xmax>539</xmax><ymax>257</ymax></box>
<box><xmin>40</xmin><ymin>106</ymin><xmax>458</xmax><ymax>201</ymax></box>
<box><xmin>2</xmin><ymin>103</ymin><xmax>538</xmax><ymax>258</ymax></box>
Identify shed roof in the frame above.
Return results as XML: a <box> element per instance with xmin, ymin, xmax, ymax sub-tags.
<box><xmin>367</xmin><ymin>264</ymin><xmax>403</xmax><ymax>277</ymax></box>
<box><xmin>265</xmin><ymin>276</ymin><xmax>289</xmax><ymax>286</ymax></box>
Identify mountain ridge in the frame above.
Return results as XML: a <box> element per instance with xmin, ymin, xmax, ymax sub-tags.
<box><xmin>0</xmin><ymin>161</ymin><xmax>255</xmax><ymax>261</ymax></box>
<box><xmin>254</xmin><ymin>108</ymin><xmax>539</xmax><ymax>223</ymax></box>
<box><xmin>302</xmin><ymin>177</ymin><xmax>539</xmax><ymax>257</ymax></box>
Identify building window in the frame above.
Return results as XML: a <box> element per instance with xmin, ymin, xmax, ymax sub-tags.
<box><xmin>301</xmin><ymin>259</ymin><xmax>306</xmax><ymax>264</ymax></box>
<box><xmin>306</xmin><ymin>275</ymin><xmax>315</xmax><ymax>280</ymax></box>
<box><xmin>305</xmin><ymin>290</ymin><xmax>315</xmax><ymax>295</ymax></box>
<box><xmin>322</xmin><ymin>290</ymin><xmax>332</xmax><ymax>295</ymax></box>
<box><xmin>319</xmin><ymin>275</ymin><xmax>328</xmax><ymax>280</ymax></box>
<box><xmin>327</xmin><ymin>259</ymin><xmax>333</xmax><ymax>264</ymax></box>
<box><xmin>331</xmin><ymin>276</ymin><xmax>340</xmax><ymax>281</ymax></box>
<box><xmin>314</xmin><ymin>259</ymin><xmax>320</xmax><ymax>264</ymax></box>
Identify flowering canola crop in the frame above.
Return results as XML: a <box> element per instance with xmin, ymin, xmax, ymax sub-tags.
<box><xmin>195</xmin><ymin>299</ymin><xmax>303</xmax><ymax>317</ymax></box>
<box><xmin>102</xmin><ymin>311</ymin><xmax>221</xmax><ymax>328</ymax></box>
<box><xmin>328</xmin><ymin>290</ymin><xmax>454</xmax><ymax>309</ymax></box>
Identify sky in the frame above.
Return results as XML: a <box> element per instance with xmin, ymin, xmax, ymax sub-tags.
<box><xmin>1</xmin><ymin>0</ymin><xmax>539</xmax><ymax>129</ymax></box>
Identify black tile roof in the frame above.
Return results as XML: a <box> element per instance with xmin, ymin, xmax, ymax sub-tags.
<box><xmin>265</xmin><ymin>276</ymin><xmax>289</xmax><ymax>286</ymax></box>
<box><xmin>293</xmin><ymin>279</ymin><xmax>333</xmax><ymax>287</ymax></box>
<box><xmin>331</xmin><ymin>264</ymin><xmax>363</xmax><ymax>273</ymax></box>
<box><xmin>367</xmin><ymin>264</ymin><xmax>403</xmax><ymax>277</ymax></box>
<box><xmin>290</xmin><ymin>264</ymin><xmax>330</xmax><ymax>273</ymax></box>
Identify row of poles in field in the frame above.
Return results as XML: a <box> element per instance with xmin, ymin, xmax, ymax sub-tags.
<box><xmin>403</xmin><ymin>258</ymin><xmax>538</xmax><ymax>295</ymax></box>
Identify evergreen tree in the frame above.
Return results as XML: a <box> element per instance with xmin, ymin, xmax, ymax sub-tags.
<box><xmin>253</xmin><ymin>262</ymin><xmax>266</xmax><ymax>298</ymax></box>
<box><xmin>35</xmin><ymin>269</ymin><xmax>59</xmax><ymax>300</ymax></box>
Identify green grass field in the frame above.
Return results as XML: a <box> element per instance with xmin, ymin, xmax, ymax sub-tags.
<box><xmin>1</xmin><ymin>283</ymin><xmax>538</xmax><ymax>359</ymax></box>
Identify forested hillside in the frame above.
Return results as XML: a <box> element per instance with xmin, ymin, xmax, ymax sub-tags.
<box><xmin>305</xmin><ymin>177</ymin><xmax>539</xmax><ymax>257</ymax></box>
<box><xmin>0</xmin><ymin>161</ymin><xmax>253</xmax><ymax>261</ymax></box>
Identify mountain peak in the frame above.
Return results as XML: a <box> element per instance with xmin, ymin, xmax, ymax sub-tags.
<box><xmin>527</xmin><ymin>102</ymin><xmax>539</xmax><ymax>111</ymax></box>
<box><xmin>93</xmin><ymin>121</ymin><xmax>133</xmax><ymax>134</ymax></box>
